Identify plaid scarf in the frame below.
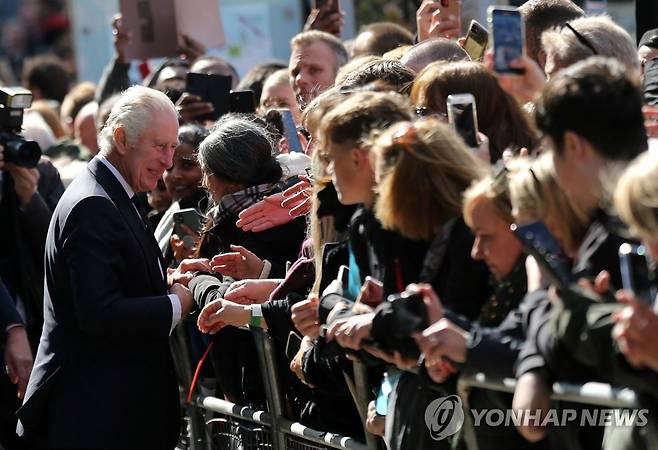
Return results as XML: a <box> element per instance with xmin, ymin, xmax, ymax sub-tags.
<box><xmin>210</xmin><ymin>182</ymin><xmax>278</xmax><ymax>225</ymax></box>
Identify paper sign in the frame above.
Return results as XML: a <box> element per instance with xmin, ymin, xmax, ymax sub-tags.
<box><xmin>120</xmin><ymin>0</ymin><xmax>224</xmax><ymax>60</ymax></box>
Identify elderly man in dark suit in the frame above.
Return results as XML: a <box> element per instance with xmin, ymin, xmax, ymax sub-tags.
<box><xmin>17</xmin><ymin>85</ymin><xmax>194</xmax><ymax>450</ymax></box>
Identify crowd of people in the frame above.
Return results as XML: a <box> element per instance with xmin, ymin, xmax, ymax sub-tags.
<box><xmin>1</xmin><ymin>0</ymin><xmax>658</xmax><ymax>449</ymax></box>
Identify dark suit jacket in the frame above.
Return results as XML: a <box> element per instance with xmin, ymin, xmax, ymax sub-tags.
<box><xmin>0</xmin><ymin>278</ymin><xmax>22</xmax><ymax>348</ymax></box>
<box><xmin>17</xmin><ymin>157</ymin><xmax>180</xmax><ymax>449</ymax></box>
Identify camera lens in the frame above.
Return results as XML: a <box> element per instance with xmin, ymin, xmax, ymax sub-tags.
<box><xmin>5</xmin><ymin>138</ymin><xmax>41</xmax><ymax>168</ymax></box>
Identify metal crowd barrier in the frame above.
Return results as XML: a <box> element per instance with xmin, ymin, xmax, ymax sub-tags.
<box><xmin>173</xmin><ymin>317</ymin><xmax>641</xmax><ymax>450</ymax></box>
<box><xmin>456</xmin><ymin>373</ymin><xmax>640</xmax><ymax>450</ymax></box>
<box><xmin>457</xmin><ymin>373</ymin><xmax>639</xmax><ymax>409</ymax></box>
<box><xmin>173</xmin><ymin>321</ymin><xmax>374</xmax><ymax>450</ymax></box>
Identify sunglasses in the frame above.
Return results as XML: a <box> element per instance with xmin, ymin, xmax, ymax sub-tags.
<box><xmin>564</xmin><ymin>23</ymin><xmax>598</xmax><ymax>56</ymax></box>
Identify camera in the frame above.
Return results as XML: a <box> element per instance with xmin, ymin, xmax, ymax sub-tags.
<box><xmin>317</xmin><ymin>291</ymin><xmax>429</xmax><ymax>361</ymax></box>
<box><xmin>0</xmin><ymin>86</ymin><xmax>42</xmax><ymax>168</ymax></box>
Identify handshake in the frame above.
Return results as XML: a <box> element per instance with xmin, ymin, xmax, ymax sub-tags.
<box><xmin>167</xmin><ymin>258</ymin><xmax>212</xmax><ymax>316</ymax></box>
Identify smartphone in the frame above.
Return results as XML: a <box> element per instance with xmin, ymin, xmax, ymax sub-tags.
<box><xmin>185</xmin><ymin>72</ymin><xmax>232</xmax><ymax>121</ymax></box>
<box><xmin>358</xmin><ymin>276</ymin><xmax>384</xmax><ymax>308</ymax></box>
<box><xmin>375</xmin><ymin>371</ymin><xmax>399</xmax><ymax>416</ymax></box>
<box><xmin>285</xmin><ymin>331</ymin><xmax>304</xmax><ymax>360</ymax></box>
<box><xmin>511</xmin><ymin>220</ymin><xmax>573</xmax><ymax>288</ymax></box>
<box><xmin>229</xmin><ymin>90</ymin><xmax>256</xmax><ymax>114</ymax></box>
<box><xmin>619</xmin><ymin>243</ymin><xmax>657</xmax><ymax>306</ymax></box>
<box><xmin>447</xmin><ymin>94</ymin><xmax>479</xmax><ymax>148</ymax></box>
<box><xmin>488</xmin><ymin>6</ymin><xmax>525</xmax><ymax>75</ymax></box>
<box><xmin>173</xmin><ymin>208</ymin><xmax>202</xmax><ymax>249</ymax></box>
<box><xmin>337</xmin><ymin>265</ymin><xmax>350</xmax><ymax>287</ymax></box>
<box><xmin>314</xmin><ymin>0</ymin><xmax>339</xmax><ymax>13</ymax></box>
<box><xmin>463</xmin><ymin>20</ymin><xmax>489</xmax><ymax>61</ymax></box>
<box><xmin>278</xmin><ymin>109</ymin><xmax>303</xmax><ymax>153</ymax></box>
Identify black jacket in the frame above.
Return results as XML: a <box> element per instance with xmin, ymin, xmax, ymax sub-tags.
<box><xmin>18</xmin><ymin>157</ymin><xmax>179</xmax><ymax>449</ymax></box>
<box><xmin>0</xmin><ymin>159</ymin><xmax>64</xmax><ymax>350</ymax></box>
<box><xmin>371</xmin><ymin>217</ymin><xmax>492</xmax><ymax>349</ymax></box>
<box><xmin>521</xmin><ymin>209</ymin><xmax>634</xmax><ymax>382</ymax></box>
<box><xmin>0</xmin><ymin>278</ymin><xmax>22</xmax><ymax>348</ymax></box>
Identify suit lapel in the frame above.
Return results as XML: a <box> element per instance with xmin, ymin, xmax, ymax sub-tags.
<box><xmin>87</xmin><ymin>158</ymin><xmax>167</xmax><ymax>293</ymax></box>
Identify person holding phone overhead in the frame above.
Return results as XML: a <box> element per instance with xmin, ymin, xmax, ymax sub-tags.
<box><xmin>304</xmin><ymin>0</ymin><xmax>344</xmax><ymax>37</ymax></box>
<box><xmin>155</xmin><ymin>124</ymin><xmax>209</xmax><ymax>267</ymax></box>
<box><xmin>16</xmin><ymin>86</ymin><xmax>196</xmax><ymax>449</ymax></box>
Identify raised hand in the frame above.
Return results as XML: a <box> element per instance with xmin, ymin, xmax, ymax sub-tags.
<box><xmin>224</xmin><ymin>279</ymin><xmax>282</xmax><ymax>304</ymax></box>
<box><xmin>111</xmin><ymin>14</ymin><xmax>132</xmax><ymax>64</ymax></box>
<box><xmin>291</xmin><ymin>295</ymin><xmax>321</xmax><ymax>339</ymax></box>
<box><xmin>210</xmin><ymin>245</ymin><xmax>264</xmax><ymax>280</ymax></box>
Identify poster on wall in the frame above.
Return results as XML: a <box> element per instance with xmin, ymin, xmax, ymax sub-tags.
<box><xmin>210</xmin><ymin>3</ymin><xmax>273</xmax><ymax>76</ymax></box>
<box><xmin>119</xmin><ymin>0</ymin><xmax>225</xmax><ymax>60</ymax></box>
<box><xmin>68</xmin><ymin>0</ymin><xmax>318</xmax><ymax>82</ymax></box>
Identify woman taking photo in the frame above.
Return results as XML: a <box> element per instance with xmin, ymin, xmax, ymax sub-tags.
<box><xmin>411</xmin><ymin>61</ymin><xmax>537</xmax><ymax>162</ymax></box>
<box><xmin>329</xmin><ymin>117</ymin><xmax>492</xmax><ymax>450</ymax></box>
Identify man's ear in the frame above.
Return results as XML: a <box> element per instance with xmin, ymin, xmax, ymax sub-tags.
<box><xmin>113</xmin><ymin>127</ymin><xmax>128</xmax><ymax>155</ymax></box>
<box><xmin>537</xmin><ymin>49</ymin><xmax>547</xmax><ymax>74</ymax></box>
<box><xmin>563</xmin><ymin>130</ymin><xmax>592</xmax><ymax>164</ymax></box>
<box><xmin>352</xmin><ymin>147</ymin><xmax>371</xmax><ymax>170</ymax></box>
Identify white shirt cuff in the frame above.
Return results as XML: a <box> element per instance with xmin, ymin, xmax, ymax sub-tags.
<box><xmin>169</xmin><ymin>293</ymin><xmax>182</xmax><ymax>334</ymax></box>
<box><xmin>259</xmin><ymin>260</ymin><xmax>272</xmax><ymax>279</ymax></box>
<box><xmin>5</xmin><ymin>323</ymin><xmax>24</xmax><ymax>334</ymax></box>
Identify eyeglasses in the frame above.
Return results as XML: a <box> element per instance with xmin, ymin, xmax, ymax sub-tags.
<box><xmin>564</xmin><ymin>23</ymin><xmax>598</xmax><ymax>56</ymax></box>
<box><xmin>491</xmin><ymin>161</ymin><xmax>509</xmax><ymax>194</ymax></box>
<box><xmin>490</xmin><ymin>161</ymin><xmax>514</xmax><ymax>215</ymax></box>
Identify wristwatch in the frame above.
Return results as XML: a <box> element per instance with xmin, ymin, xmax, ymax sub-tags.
<box><xmin>249</xmin><ymin>304</ymin><xmax>263</xmax><ymax>328</ymax></box>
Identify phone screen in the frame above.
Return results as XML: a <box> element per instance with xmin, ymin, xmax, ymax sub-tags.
<box><xmin>229</xmin><ymin>90</ymin><xmax>256</xmax><ymax>114</ymax></box>
<box><xmin>619</xmin><ymin>243</ymin><xmax>657</xmax><ymax>306</ymax></box>
<box><xmin>463</xmin><ymin>37</ymin><xmax>486</xmax><ymax>61</ymax></box>
<box><xmin>173</xmin><ymin>208</ymin><xmax>201</xmax><ymax>236</ymax></box>
<box><xmin>285</xmin><ymin>332</ymin><xmax>303</xmax><ymax>360</ymax></box>
<box><xmin>491</xmin><ymin>9</ymin><xmax>524</xmax><ymax>74</ymax></box>
<box><xmin>463</xmin><ymin>21</ymin><xmax>488</xmax><ymax>61</ymax></box>
<box><xmin>279</xmin><ymin>109</ymin><xmax>304</xmax><ymax>153</ymax></box>
<box><xmin>511</xmin><ymin>220</ymin><xmax>574</xmax><ymax>288</ymax></box>
<box><xmin>449</xmin><ymin>101</ymin><xmax>479</xmax><ymax>148</ymax></box>
<box><xmin>185</xmin><ymin>72</ymin><xmax>232</xmax><ymax>120</ymax></box>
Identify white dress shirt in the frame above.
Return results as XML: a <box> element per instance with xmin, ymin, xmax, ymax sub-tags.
<box><xmin>98</xmin><ymin>156</ymin><xmax>182</xmax><ymax>334</ymax></box>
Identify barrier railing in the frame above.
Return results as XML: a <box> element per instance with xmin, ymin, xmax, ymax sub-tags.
<box><xmin>173</xmin><ymin>319</ymin><xmax>641</xmax><ymax>450</ymax></box>
<box><xmin>174</xmin><ymin>321</ymin><xmax>374</xmax><ymax>450</ymax></box>
<box><xmin>457</xmin><ymin>373</ymin><xmax>639</xmax><ymax>408</ymax></box>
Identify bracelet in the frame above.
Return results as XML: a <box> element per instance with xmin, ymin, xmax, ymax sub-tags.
<box><xmin>249</xmin><ymin>304</ymin><xmax>263</xmax><ymax>328</ymax></box>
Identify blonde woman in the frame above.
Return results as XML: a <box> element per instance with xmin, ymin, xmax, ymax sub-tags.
<box><xmin>614</xmin><ymin>150</ymin><xmax>658</xmax><ymax>372</ymax></box>
<box><xmin>508</xmin><ymin>154</ymin><xmax>589</xmax><ymax>291</ymax></box>
<box><xmin>330</xmin><ymin>117</ymin><xmax>494</xmax><ymax>450</ymax></box>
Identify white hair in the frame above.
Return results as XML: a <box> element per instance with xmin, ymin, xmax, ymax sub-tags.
<box><xmin>98</xmin><ymin>86</ymin><xmax>177</xmax><ymax>155</ymax></box>
<box><xmin>542</xmin><ymin>15</ymin><xmax>639</xmax><ymax>75</ymax></box>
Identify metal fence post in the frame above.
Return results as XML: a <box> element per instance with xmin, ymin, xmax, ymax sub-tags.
<box><xmin>252</xmin><ymin>327</ymin><xmax>288</xmax><ymax>450</ymax></box>
<box><xmin>172</xmin><ymin>321</ymin><xmax>208</xmax><ymax>450</ymax></box>
<box><xmin>352</xmin><ymin>361</ymin><xmax>381</xmax><ymax>450</ymax></box>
